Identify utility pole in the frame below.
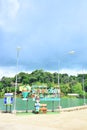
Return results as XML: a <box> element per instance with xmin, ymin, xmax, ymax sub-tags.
<box><xmin>14</xmin><ymin>47</ymin><xmax>21</xmax><ymax>114</ymax></box>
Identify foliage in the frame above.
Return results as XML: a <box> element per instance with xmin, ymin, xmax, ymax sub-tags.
<box><xmin>0</xmin><ymin>69</ymin><xmax>87</xmax><ymax>98</ymax></box>
<box><xmin>60</xmin><ymin>83</ymin><xmax>70</xmax><ymax>95</ymax></box>
<box><xmin>72</xmin><ymin>83</ymin><xmax>83</xmax><ymax>95</ymax></box>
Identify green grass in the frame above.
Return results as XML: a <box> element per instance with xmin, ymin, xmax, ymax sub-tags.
<box><xmin>16</xmin><ymin>111</ymin><xmax>60</xmax><ymax>116</ymax></box>
<box><xmin>46</xmin><ymin>111</ymin><xmax>60</xmax><ymax>114</ymax></box>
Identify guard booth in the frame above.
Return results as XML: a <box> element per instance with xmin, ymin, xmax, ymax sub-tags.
<box><xmin>4</xmin><ymin>93</ymin><xmax>13</xmax><ymax>113</ymax></box>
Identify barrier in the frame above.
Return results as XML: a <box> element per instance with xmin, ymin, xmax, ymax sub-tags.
<box><xmin>40</xmin><ymin>97</ymin><xmax>60</xmax><ymax>112</ymax></box>
<box><xmin>4</xmin><ymin>93</ymin><xmax>13</xmax><ymax>113</ymax></box>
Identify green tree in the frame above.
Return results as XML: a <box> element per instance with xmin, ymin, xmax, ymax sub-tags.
<box><xmin>0</xmin><ymin>82</ymin><xmax>3</xmax><ymax>91</ymax></box>
<box><xmin>60</xmin><ymin>83</ymin><xmax>70</xmax><ymax>95</ymax></box>
<box><xmin>72</xmin><ymin>82</ymin><xmax>83</xmax><ymax>96</ymax></box>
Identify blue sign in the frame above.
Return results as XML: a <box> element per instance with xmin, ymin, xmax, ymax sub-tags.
<box><xmin>4</xmin><ymin>93</ymin><xmax>13</xmax><ymax>105</ymax></box>
<box><xmin>40</xmin><ymin>97</ymin><xmax>60</xmax><ymax>101</ymax></box>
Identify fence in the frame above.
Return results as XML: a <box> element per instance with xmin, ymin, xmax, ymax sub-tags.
<box><xmin>0</xmin><ymin>98</ymin><xmax>86</xmax><ymax>112</ymax></box>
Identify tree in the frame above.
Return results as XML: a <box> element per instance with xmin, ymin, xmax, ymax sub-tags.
<box><xmin>72</xmin><ymin>82</ymin><xmax>83</xmax><ymax>96</ymax></box>
<box><xmin>61</xmin><ymin>74</ymin><xmax>69</xmax><ymax>84</ymax></box>
<box><xmin>29</xmin><ymin>77</ymin><xmax>37</xmax><ymax>85</ymax></box>
<box><xmin>0</xmin><ymin>82</ymin><xmax>3</xmax><ymax>91</ymax></box>
<box><xmin>1</xmin><ymin>77</ymin><xmax>12</xmax><ymax>87</ymax></box>
<box><xmin>60</xmin><ymin>83</ymin><xmax>70</xmax><ymax>95</ymax></box>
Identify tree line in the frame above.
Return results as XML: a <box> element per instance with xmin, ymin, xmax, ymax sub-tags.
<box><xmin>0</xmin><ymin>69</ymin><xmax>87</xmax><ymax>98</ymax></box>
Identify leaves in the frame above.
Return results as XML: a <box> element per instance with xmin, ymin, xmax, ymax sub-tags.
<box><xmin>0</xmin><ymin>69</ymin><xmax>87</xmax><ymax>98</ymax></box>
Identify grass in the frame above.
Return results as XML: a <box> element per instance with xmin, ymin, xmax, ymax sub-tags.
<box><xmin>16</xmin><ymin>111</ymin><xmax>60</xmax><ymax>116</ymax></box>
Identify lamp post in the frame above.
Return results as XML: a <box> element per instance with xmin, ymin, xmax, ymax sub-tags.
<box><xmin>68</xmin><ymin>50</ymin><xmax>75</xmax><ymax>91</ymax></box>
<box><xmin>68</xmin><ymin>51</ymin><xmax>86</xmax><ymax>105</ymax></box>
<box><xmin>82</xmin><ymin>69</ymin><xmax>86</xmax><ymax>105</ymax></box>
<box><xmin>58</xmin><ymin>61</ymin><xmax>61</xmax><ymax>109</ymax></box>
<box><xmin>57</xmin><ymin>50</ymin><xmax>75</xmax><ymax>110</ymax></box>
<box><xmin>14</xmin><ymin>47</ymin><xmax>21</xmax><ymax>113</ymax></box>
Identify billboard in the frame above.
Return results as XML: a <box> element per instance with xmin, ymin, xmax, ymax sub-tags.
<box><xmin>4</xmin><ymin>93</ymin><xmax>13</xmax><ymax>105</ymax></box>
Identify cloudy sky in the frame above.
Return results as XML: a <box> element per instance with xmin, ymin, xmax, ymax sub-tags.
<box><xmin>0</xmin><ymin>0</ymin><xmax>87</xmax><ymax>77</ymax></box>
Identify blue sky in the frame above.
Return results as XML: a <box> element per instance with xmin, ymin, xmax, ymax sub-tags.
<box><xmin>0</xmin><ymin>0</ymin><xmax>87</xmax><ymax>77</ymax></box>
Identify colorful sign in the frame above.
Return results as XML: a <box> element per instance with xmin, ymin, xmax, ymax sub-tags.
<box><xmin>22</xmin><ymin>91</ymin><xmax>29</xmax><ymax>100</ymax></box>
<box><xmin>4</xmin><ymin>93</ymin><xmax>13</xmax><ymax>105</ymax></box>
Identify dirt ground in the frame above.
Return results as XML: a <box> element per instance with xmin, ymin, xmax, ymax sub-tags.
<box><xmin>0</xmin><ymin>109</ymin><xmax>87</xmax><ymax>130</ymax></box>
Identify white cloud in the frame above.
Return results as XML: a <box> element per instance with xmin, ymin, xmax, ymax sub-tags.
<box><xmin>0</xmin><ymin>65</ymin><xmax>87</xmax><ymax>80</ymax></box>
<box><xmin>48</xmin><ymin>68</ymin><xmax>87</xmax><ymax>76</ymax></box>
<box><xmin>0</xmin><ymin>66</ymin><xmax>32</xmax><ymax>79</ymax></box>
<box><xmin>0</xmin><ymin>0</ymin><xmax>20</xmax><ymax>31</ymax></box>
<box><xmin>6</xmin><ymin>0</ymin><xmax>20</xmax><ymax>19</ymax></box>
<box><xmin>60</xmin><ymin>68</ymin><xmax>87</xmax><ymax>76</ymax></box>
<box><xmin>0</xmin><ymin>66</ymin><xmax>16</xmax><ymax>79</ymax></box>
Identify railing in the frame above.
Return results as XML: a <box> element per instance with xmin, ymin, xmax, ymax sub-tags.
<box><xmin>0</xmin><ymin>98</ymin><xmax>87</xmax><ymax>112</ymax></box>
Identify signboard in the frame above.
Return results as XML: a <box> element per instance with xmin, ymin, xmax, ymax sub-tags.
<box><xmin>19</xmin><ymin>85</ymin><xmax>31</xmax><ymax>92</ymax></box>
<box><xmin>22</xmin><ymin>91</ymin><xmax>29</xmax><ymax>100</ymax></box>
<box><xmin>4</xmin><ymin>93</ymin><xmax>13</xmax><ymax>105</ymax></box>
<box><xmin>40</xmin><ymin>97</ymin><xmax>60</xmax><ymax>101</ymax></box>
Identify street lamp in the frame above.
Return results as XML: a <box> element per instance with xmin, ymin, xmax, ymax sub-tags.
<box><xmin>14</xmin><ymin>47</ymin><xmax>21</xmax><ymax>113</ymax></box>
<box><xmin>57</xmin><ymin>50</ymin><xmax>75</xmax><ymax>110</ymax></box>
<box><xmin>58</xmin><ymin>61</ymin><xmax>61</xmax><ymax>109</ymax></box>
<box><xmin>68</xmin><ymin>51</ymin><xmax>86</xmax><ymax>105</ymax></box>
<box><xmin>68</xmin><ymin>50</ymin><xmax>75</xmax><ymax>92</ymax></box>
<box><xmin>82</xmin><ymin>69</ymin><xmax>86</xmax><ymax>105</ymax></box>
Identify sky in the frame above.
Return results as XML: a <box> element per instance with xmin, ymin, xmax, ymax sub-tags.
<box><xmin>0</xmin><ymin>0</ymin><xmax>87</xmax><ymax>77</ymax></box>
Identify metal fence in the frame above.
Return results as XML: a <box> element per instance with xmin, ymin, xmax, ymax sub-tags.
<box><xmin>0</xmin><ymin>98</ymin><xmax>86</xmax><ymax>112</ymax></box>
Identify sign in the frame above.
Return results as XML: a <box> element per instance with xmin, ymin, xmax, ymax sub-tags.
<box><xmin>4</xmin><ymin>93</ymin><xmax>13</xmax><ymax>96</ymax></box>
<box><xmin>4</xmin><ymin>93</ymin><xmax>13</xmax><ymax>105</ymax></box>
<box><xmin>19</xmin><ymin>85</ymin><xmax>31</xmax><ymax>92</ymax></box>
<box><xmin>40</xmin><ymin>97</ymin><xmax>60</xmax><ymax>101</ymax></box>
<box><xmin>22</xmin><ymin>91</ymin><xmax>29</xmax><ymax>100</ymax></box>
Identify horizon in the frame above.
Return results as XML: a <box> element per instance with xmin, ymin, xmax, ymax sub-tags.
<box><xmin>0</xmin><ymin>68</ymin><xmax>87</xmax><ymax>79</ymax></box>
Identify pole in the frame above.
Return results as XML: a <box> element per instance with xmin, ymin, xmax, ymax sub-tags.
<box><xmin>82</xmin><ymin>73</ymin><xmax>86</xmax><ymax>105</ymax></box>
<box><xmin>26</xmin><ymin>99</ymin><xmax>28</xmax><ymax>113</ymax></box>
<box><xmin>52</xmin><ymin>101</ymin><xmax>54</xmax><ymax>112</ymax></box>
<box><xmin>14</xmin><ymin>47</ymin><xmax>21</xmax><ymax>114</ymax></box>
<box><xmin>58</xmin><ymin>61</ymin><xmax>61</xmax><ymax>109</ymax></box>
